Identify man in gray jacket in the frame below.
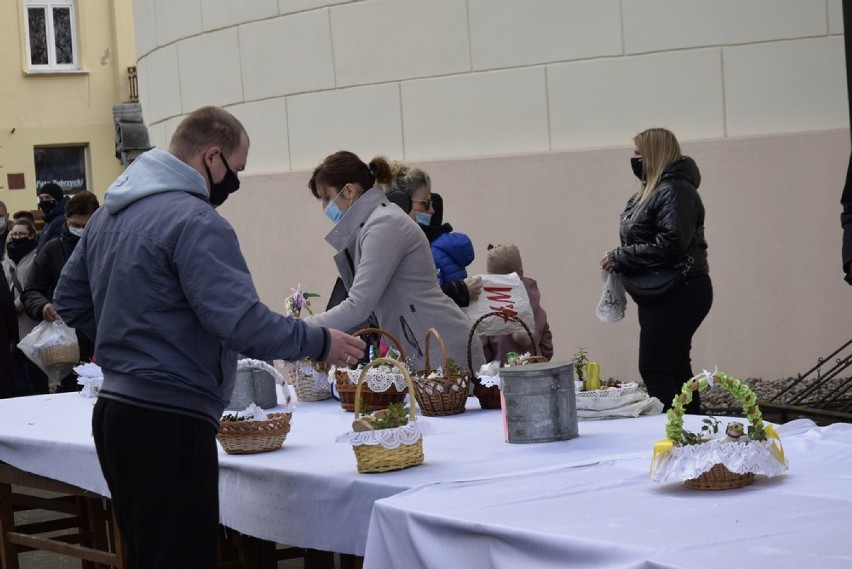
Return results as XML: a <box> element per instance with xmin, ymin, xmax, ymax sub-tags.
<box><xmin>54</xmin><ymin>106</ymin><xmax>364</xmax><ymax>569</ymax></box>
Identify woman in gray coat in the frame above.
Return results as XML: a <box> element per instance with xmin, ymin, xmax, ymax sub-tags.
<box><xmin>305</xmin><ymin>151</ymin><xmax>484</xmax><ymax>373</ymax></box>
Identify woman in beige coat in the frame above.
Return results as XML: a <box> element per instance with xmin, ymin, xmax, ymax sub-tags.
<box><xmin>305</xmin><ymin>151</ymin><xmax>484</xmax><ymax>372</ymax></box>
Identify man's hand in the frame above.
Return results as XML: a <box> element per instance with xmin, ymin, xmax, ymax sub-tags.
<box><xmin>42</xmin><ymin>303</ymin><xmax>60</xmax><ymax>322</ymax></box>
<box><xmin>324</xmin><ymin>329</ymin><xmax>367</xmax><ymax>367</ymax></box>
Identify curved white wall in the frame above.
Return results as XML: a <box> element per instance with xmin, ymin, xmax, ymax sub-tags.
<box><xmin>131</xmin><ymin>0</ymin><xmax>851</xmax><ymax>382</ymax></box>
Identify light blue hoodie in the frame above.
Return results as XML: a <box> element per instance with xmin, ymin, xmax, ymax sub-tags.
<box><xmin>55</xmin><ymin>148</ymin><xmax>329</xmax><ymax>426</ymax></box>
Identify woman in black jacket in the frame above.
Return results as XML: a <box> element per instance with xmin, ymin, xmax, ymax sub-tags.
<box><xmin>22</xmin><ymin>191</ymin><xmax>99</xmax><ymax>391</ymax></box>
<box><xmin>601</xmin><ymin>128</ymin><xmax>711</xmax><ymax>413</ymax></box>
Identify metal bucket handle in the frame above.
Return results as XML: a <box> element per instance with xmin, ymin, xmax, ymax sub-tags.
<box><xmin>467</xmin><ymin>311</ymin><xmax>537</xmax><ymax>374</ymax></box>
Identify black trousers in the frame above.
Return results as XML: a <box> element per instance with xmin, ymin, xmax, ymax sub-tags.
<box><xmin>92</xmin><ymin>398</ymin><xmax>219</xmax><ymax>569</ymax></box>
<box><xmin>637</xmin><ymin>273</ymin><xmax>713</xmax><ymax>414</ymax></box>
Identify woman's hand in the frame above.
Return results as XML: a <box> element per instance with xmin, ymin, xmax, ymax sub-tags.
<box><xmin>464</xmin><ymin>275</ymin><xmax>483</xmax><ymax>301</ymax></box>
<box><xmin>600</xmin><ymin>251</ymin><xmax>615</xmax><ymax>273</ymax></box>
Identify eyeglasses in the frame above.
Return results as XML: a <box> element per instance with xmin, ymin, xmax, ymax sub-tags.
<box><xmin>412</xmin><ymin>199</ymin><xmax>432</xmax><ymax>209</ymax></box>
<box><xmin>9</xmin><ymin>233</ymin><xmax>31</xmax><ymax>239</ymax></box>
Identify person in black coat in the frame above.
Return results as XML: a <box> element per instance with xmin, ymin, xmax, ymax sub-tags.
<box><xmin>601</xmin><ymin>128</ymin><xmax>712</xmax><ymax>414</ymax></box>
<box><xmin>36</xmin><ymin>182</ymin><xmax>69</xmax><ymax>253</ymax></box>
<box><xmin>0</xmin><ymin>279</ymin><xmax>17</xmax><ymax>398</ymax></box>
<box><xmin>22</xmin><ymin>191</ymin><xmax>99</xmax><ymax>391</ymax></box>
<box><xmin>840</xmin><ymin>154</ymin><xmax>852</xmax><ymax>284</ymax></box>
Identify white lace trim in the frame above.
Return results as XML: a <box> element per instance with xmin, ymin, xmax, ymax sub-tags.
<box><xmin>329</xmin><ymin>364</ymin><xmax>408</xmax><ymax>393</ymax></box>
<box><xmin>294</xmin><ymin>361</ymin><xmax>332</xmax><ymax>392</ymax></box>
<box><xmin>478</xmin><ymin>374</ymin><xmax>502</xmax><ymax>388</ymax></box>
<box><xmin>651</xmin><ymin>439</ymin><xmax>788</xmax><ymax>482</ymax></box>
<box><xmin>336</xmin><ymin>420</ymin><xmax>428</xmax><ymax>449</ymax></box>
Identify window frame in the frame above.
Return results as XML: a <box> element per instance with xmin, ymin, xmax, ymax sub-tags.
<box><xmin>23</xmin><ymin>0</ymin><xmax>79</xmax><ymax>72</ymax></box>
<box><xmin>33</xmin><ymin>144</ymin><xmax>90</xmax><ymax>195</ymax></box>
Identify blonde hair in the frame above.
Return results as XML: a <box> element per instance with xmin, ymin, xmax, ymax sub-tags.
<box><xmin>633</xmin><ymin>128</ymin><xmax>682</xmax><ymax>203</ymax></box>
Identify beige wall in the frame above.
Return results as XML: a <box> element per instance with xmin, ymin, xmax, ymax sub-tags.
<box><xmin>131</xmin><ymin>0</ymin><xmax>851</xmax><ymax>380</ymax></box>
<box><xmin>221</xmin><ymin>129</ymin><xmax>851</xmax><ymax>382</ymax></box>
<box><xmin>0</xmin><ymin>0</ymin><xmax>137</xmax><ymax>214</ymax></box>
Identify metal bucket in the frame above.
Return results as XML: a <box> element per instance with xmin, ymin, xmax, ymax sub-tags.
<box><xmin>499</xmin><ymin>361</ymin><xmax>578</xmax><ymax>444</ymax></box>
<box><xmin>226</xmin><ymin>368</ymin><xmax>278</xmax><ymax>410</ymax></box>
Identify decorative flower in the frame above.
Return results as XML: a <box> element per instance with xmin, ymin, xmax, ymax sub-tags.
<box><xmin>285</xmin><ymin>284</ymin><xmax>319</xmax><ymax>318</ymax></box>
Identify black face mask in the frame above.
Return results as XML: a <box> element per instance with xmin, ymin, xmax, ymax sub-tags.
<box><xmin>204</xmin><ymin>153</ymin><xmax>240</xmax><ymax>207</ymax></box>
<box><xmin>6</xmin><ymin>238</ymin><xmax>37</xmax><ymax>264</ymax></box>
<box><xmin>630</xmin><ymin>156</ymin><xmax>644</xmax><ymax>181</ymax></box>
<box><xmin>38</xmin><ymin>200</ymin><xmax>56</xmax><ymax>216</ymax></box>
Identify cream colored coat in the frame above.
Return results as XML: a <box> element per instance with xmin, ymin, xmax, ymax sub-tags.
<box><xmin>305</xmin><ymin>187</ymin><xmax>485</xmax><ymax>372</ymax></box>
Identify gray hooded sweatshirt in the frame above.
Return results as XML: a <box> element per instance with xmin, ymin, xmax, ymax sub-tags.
<box><xmin>54</xmin><ymin>148</ymin><xmax>329</xmax><ymax>427</ymax></box>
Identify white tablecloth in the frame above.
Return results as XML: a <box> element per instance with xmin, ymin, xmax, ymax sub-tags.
<box><xmin>0</xmin><ymin>392</ymin><xmax>672</xmax><ymax>556</ymax></box>
<box><xmin>364</xmin><ymin>419</ymin><xmax>852</xmax><ymax>568</ymax></box>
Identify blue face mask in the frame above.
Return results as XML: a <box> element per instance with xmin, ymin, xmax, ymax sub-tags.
<box><xmin>323</xmin><ymin>187</ymin><xmax>347</xmax><ymax>224</ymax></box>
<box><xmin>415</xmin><ymin>212</ymin><xmax>432</xmax><ymax>227</ymax></box>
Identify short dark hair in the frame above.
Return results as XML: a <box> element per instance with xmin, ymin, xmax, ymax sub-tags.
<box><xmin>65</xmin><ymin>191</ymin><xmax>100</xmax><ymax>217</ymax></box>
<box><xmin>13</xmin><ymin>210</ymin><xmax>36</xmax><ymax>224</ymax></box>
<box><xmin>169</xmin><ymin>106</ymin><xmax>248</xmax><ymax>162</ymax></box>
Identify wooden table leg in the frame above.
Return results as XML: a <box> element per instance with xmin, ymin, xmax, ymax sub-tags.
<box><xmin>0</xmin><ymin>481</ymin><xmax>21</xmax><ymax>569</ymax></box>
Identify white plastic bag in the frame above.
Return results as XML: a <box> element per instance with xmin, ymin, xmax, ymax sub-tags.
<box><xmin>465</xmin><ymin>272</ymin><xmax>536</xmax><ymax>335</ymax></box>
<box><xmin>17</xmin><ymin>320</ymin><xmax>80</xmax><ymax>389</ymax></box>
<box><xmin>596</xmin><ymin>270</ymin><xmax>627</xmax><ymax>323</ymax></box>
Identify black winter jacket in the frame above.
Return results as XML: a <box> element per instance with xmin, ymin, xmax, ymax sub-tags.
<box><xmin>611</xmin><ymin>156</ymin><xmax>709</xmax><ymax>277</ymax></box>
<box><xmin>21</xmin><ymin>226</ymin><xmax>94</xmax><ymax>361</ymax></box>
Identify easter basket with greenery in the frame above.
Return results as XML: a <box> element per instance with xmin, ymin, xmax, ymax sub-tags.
<box><xmin>334</xmin><ymin>328</ymin><xmax>408</xmax><ymax>412</ymax></box>
<box><xmin>467</xmin><ymin>311</ymin><xmax>536</xmax><ymax>409</ymax></box>
<box><xmin>650</xmin><ymin>370</ymin><xmax>788</xmax><ymax>490</ymax></box>
<box><xmin>411</xmin><ymin>328</ymin><xmax>471</xmax><ymax>417</ymax></box>
<box><xmin>217</xmin><ymin>388</ymin><xmax>295</xmax><ymax>455</ymax></box>
<box><xmin>336</xmin><ymin>358</ymin><xmax>425</xmax><ymax>473</ymax></box>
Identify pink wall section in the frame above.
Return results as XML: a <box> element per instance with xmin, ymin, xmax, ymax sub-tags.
<box><xmin>224</xmin><ymin>129</ymin><xmax>851</xmax><ymax>383</ymax></box>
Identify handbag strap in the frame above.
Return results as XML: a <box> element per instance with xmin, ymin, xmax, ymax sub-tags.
<box><xmin>8</xmin><ymin>266</ymin><xmax>24</xmax><ymax>297</ymax></box>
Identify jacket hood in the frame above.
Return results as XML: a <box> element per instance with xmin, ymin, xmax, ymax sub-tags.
<box><xmin>104</xmin><ymin>148</ymin><xmax>209</xmax><ymax>214</ymax></box>
<box><xmin>662</xmin><ymin>156</ymin><xmax>701</xmax><ymax>189</ymax></box>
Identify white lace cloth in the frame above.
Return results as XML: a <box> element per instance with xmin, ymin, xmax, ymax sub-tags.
<box><xmin>330</xmin><ymin>365</ymin><xmax>408</xmax><ymax>393</ymax></box>
<box><xmin>336</xmin><ymin>420</ymin><xmax>429</xmax><ymax>449</ymax></box>
<box><xmin>575</xmin><ymin>382</ymin><xmax>664</xmax><ymax>419</ymax></box>
<box><xmin>294</xmin><ymin>361</ymin><xmax>332</xmax><ymax>391</ymax></box>
<box><xmin>651</xmin><ymin>438</ymin><xmax>788</xmax><ymax>483</ymax></box>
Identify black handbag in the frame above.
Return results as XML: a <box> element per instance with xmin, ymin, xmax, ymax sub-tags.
<box><xmin>623</xmin><ymin>256</ymin><xmax>694</xmax><ymax>301</ymax></box>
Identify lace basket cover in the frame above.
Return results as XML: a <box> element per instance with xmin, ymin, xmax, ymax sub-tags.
<box><xmin>294</xmin><ymin>360</ymin><xmax>332</xmax><ymax>391</ymax></box>
<box><xmin>335</xmin><ymin>420</ymin><xmax>430</xmax><ymax>450</ymax></box>
<box><xmin>651</xmin><ymin>438</ymin><xmax>787</xmax><ymax>483</ymax></box>
<box><xmin>331</xmin><ymin>364</ymin><xmax>408</xmax><ymax>393</ymax></box>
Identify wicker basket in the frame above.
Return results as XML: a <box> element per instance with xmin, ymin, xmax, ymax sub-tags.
<box><xmin>336</xmin><ymin>328</ymin><xmax>407</xmax><ymax>412</ymax></box>
<box><xmin>668</xmin><ymin>374</ymin><xmax>765</xmax><ymax>490</ymax></box>
<box><xmin>411</xmin><ymin>328</ymin><xmax>470</xmax><ymax>417</ymax></box>
<box><xmin>217</xmin><ymin>412</ymin><xmax>292</xmax><ymax>455</ymax></box>
<box><xmin>467</xmin><ymin>312</ymin><xmax>536</xmax><ymax>409</ymax></box>
<box><xmin>283</xmin><ymin>359</ymin><xmax>332</xmax><ymax>402</ymax></box>
<box><xmin>684</xmin><ymin>464</ymin><xmax>755</xmax><ymax>490</ymax></box>
<box><xmin>352</xmin><ymin>358</ymin><xmax>424</xmax><ymax>473</ymax></box>
<box><xmin>42</xmin><ymin>342</ymin><xmax>80</xmax><ymax>366</ymax></box>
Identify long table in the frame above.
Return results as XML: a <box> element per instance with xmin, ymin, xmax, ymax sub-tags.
<box><xmin>364</xmin><ymin>419</ymin><xmax>852</xmax><ymax>568</ymax></box>
<box><xmin>0</xmin><ymin>392</ymin><xmax>668</xmax><ymax>557</ymax></box>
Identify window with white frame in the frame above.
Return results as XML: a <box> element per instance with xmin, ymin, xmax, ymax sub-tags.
<box><xmin>24</xmin><ymin>0</ymin><xmax>78</xmax><ymax>71</ymax></box>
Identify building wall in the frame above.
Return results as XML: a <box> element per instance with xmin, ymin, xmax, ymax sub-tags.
<box><xmin>0</xmin><ymin>0</ymin><xmax>137</xmax><ymax>214</ymax></box>
<box><xmin>132</xmin><ymin>0</ymin><xmax>850</xmax><ymax>381</ymax></box>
